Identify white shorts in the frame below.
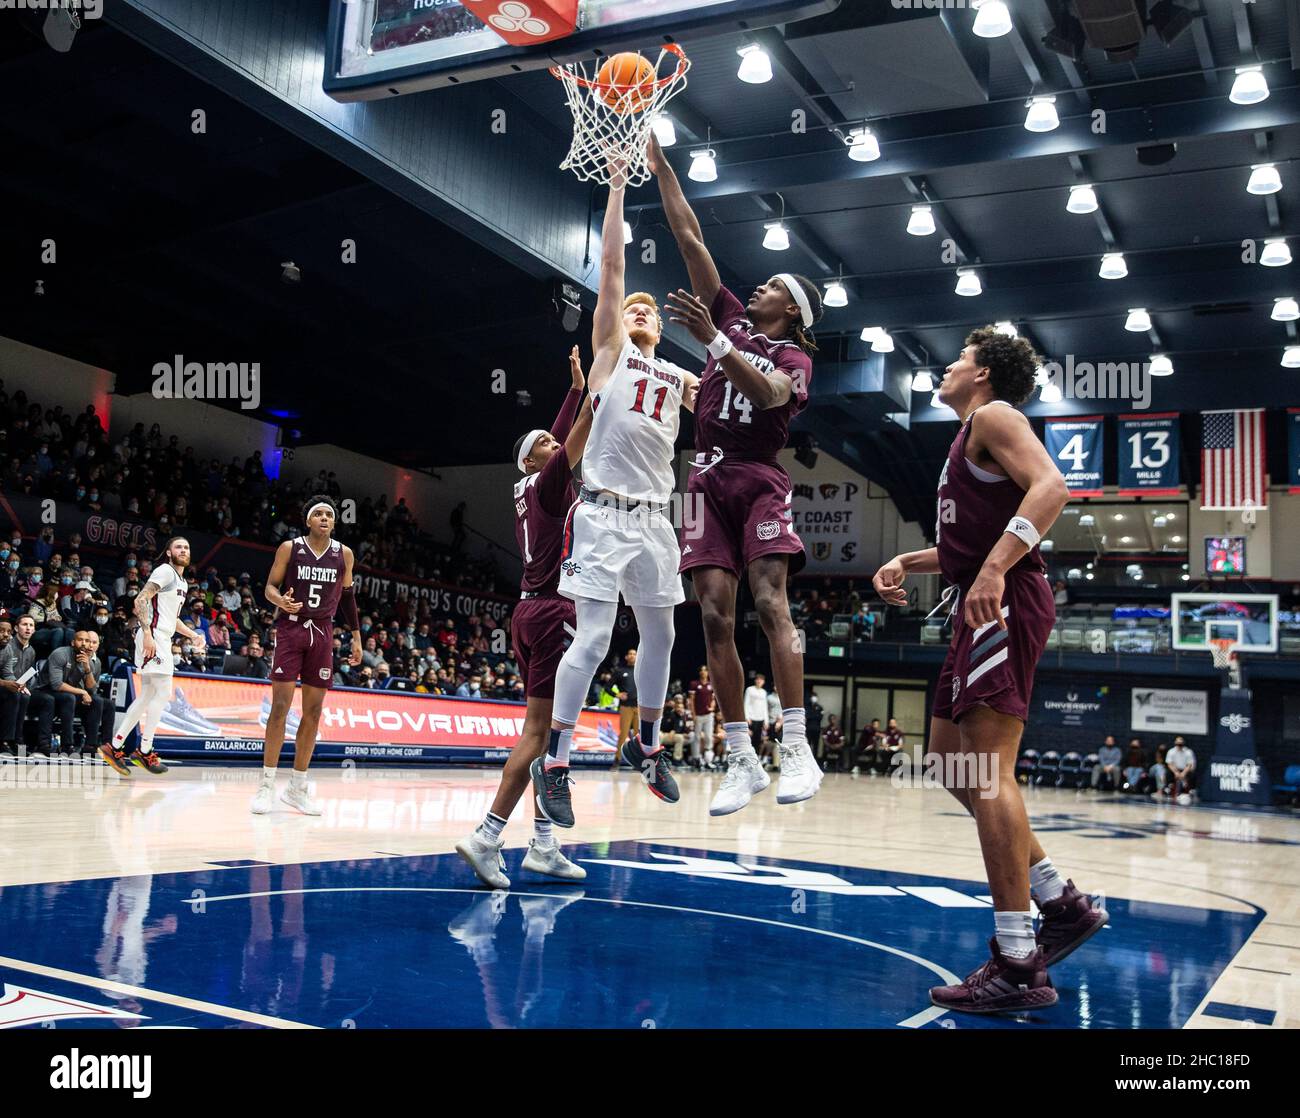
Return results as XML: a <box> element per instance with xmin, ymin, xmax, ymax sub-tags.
<box><xmin>134</xmin><ymin>627</ymin><xmax>175</xmax><ymax>677</ymax></box>
<box><xmin>559</xmin><ymin>499</ymin><xmax>684</xmax><ymax>608</ymax></box>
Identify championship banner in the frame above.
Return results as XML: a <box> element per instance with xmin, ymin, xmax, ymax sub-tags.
<box><xmin>1044</xmin><ymin>417</ymin><xmax>1104</xmax><ymax>497</ymax></box>
<box><xmin>0</xmin><ymin>494</ymin><xmax>513</xmax><ymax>623</ymax></box>
<box><xmin>119</xmin><ymin>669</ymin><xmax>619</xmax><ymax>766</ymax></box>
<box><xmin>1035</xmin><ymin>684</ymin><xmax>1108</xmax><ymax>730</ymax></box>
<box><xmin>1131</xmin><ymin>686</ymin><xmax>1208</xmax><ymax>736</ymax></box>
<box><xmin>1289</xmin><ymin>408</ymin><xmax>1300</xmax><ymax>494</ymax></box>
<box><xmin>1118</xmin><ymin>412</ymin><xmax>1180</xmax><ymax>496</ymax></box>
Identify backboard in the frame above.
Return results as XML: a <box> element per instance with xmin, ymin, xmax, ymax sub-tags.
<box><xmin>1170</xmin><ymin>593</ymin><xmax>1279</xmax><ymax>654</ymax></box>
<box><xmin>325</xmin><ymin>0</ymin><xmax>841</xmax><ymax>101</ymax></box>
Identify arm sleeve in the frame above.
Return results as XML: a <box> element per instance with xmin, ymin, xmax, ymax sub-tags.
<box><xmin>535</xmin><ymin>451</ymin><xmax>577</xmax><ymax>519</ymax></box>
<box><xmin>550</xmin><ymin>387</ymin><xmax>582</xmax><ymax>445</ymax></box>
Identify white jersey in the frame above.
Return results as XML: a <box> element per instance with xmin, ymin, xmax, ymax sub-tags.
<box><xmin>583</xmin><ymin>336</ymin><xmax>688</xmax><ymax>503</ymax></box>
<box><xmin>143</xmin><ymin>563</ymin><xmax>185</xmax><ymax>643</ymax></box>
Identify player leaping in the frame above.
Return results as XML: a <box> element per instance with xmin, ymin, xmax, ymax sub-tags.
<box><xmin>530</xmin><ymin>169</ymin><xmax>698</xmax><ymax>828</ymax></box>
<box><xmin>874</xmin><ymin>328</ymin><xmax>1108</xmax><ymax>1015</ymax></box>
<box><xmin>649</xmin><ymin>134</ymin><xmax>823</xmax><ymax>816</ymax></box>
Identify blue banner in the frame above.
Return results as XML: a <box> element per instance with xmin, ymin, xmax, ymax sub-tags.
<box><xmin>1118</xmin><ymin>412</ymin><xmax>1180</xmax><ymax>496</ymax></box>
<box><xmin>1044</xmin><ymin>417</ymin><xmax>1104</xmax><ymax>496</ymax></box>
<box><xmin>1035</xmin><ymin>683</ymin><xmax>1110</xmax><ymax>730</ymax></box>
<box><xmin>1289</xmin><ymin>409</ymin><xmax>1300</xmax><ymax>494</ymax></box>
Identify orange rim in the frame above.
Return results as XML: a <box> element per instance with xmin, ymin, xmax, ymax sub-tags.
<box><xmin>549</xmin><ymin>43</ymin><xmax>689</xmax><ymax>91</ymax></box>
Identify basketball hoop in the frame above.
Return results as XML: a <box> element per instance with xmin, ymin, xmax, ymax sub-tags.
<box><xmin>550</xmin><ymin>44</ymin><xmax>690</xmax><ymax>189</ymax></box>
<box><xmin>1209</xmin><ymin>637</ymin><xmax>1237</xmax><ymax>671</ymax></box>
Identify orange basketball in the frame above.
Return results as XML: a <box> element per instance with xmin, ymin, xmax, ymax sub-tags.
<box><xmin>596</xmin><ymin>52</ymin><xmax>657</xmax><ymax>113</ymax></box>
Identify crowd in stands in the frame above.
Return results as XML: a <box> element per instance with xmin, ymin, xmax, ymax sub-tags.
<box><xmin>1087</xmin><ymin>733</ymin><xmax>1198</xmax><ymax>801</ymax></box>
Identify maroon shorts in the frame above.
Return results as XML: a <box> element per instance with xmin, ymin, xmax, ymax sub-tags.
<box><xmin>933</xmin><ymin>570</ymin><xmax>1055</xmax><ymax>724</ymax></box>
<box><xmin>271</xmin><ymin>617</ymin><xmax>335</xmax><ymax>689</ymax></box>
<box><xmin>511</xmin><ymin>595</ymin><xmax>576</xmax><ymax>700</ymax></box>
<box><xmin>679</xmin><ymin>459</ymin><xmax>805</xmax><ymax>578</ymax></box>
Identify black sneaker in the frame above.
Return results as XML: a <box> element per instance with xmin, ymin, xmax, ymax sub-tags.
<box><xmin>530</xmin><ymin>756</ymin><xmax>575</xmax><ymax>828</ymax></box>
<box><xmin>621</xmin><ymin>734</ymin><xmax>680</xmax><ymax>804</ymax></box>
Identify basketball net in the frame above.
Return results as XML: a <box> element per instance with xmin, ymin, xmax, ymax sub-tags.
<box><xmin>550</xmin><ymin>45</ymin><xmax>690</xmax><ymax>190</ymax></box>
<box><xmin>1210</xmin><ymin>638</ymin><xmax>1242</xmax><ymax>688</ymax></box>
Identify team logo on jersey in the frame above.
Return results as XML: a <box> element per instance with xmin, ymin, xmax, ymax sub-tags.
<box><xmin>562</xmin><ymin>560</ymin><xmax>582</xmax><ymax>577</ymax></box>
<box><xmin>756</xmin><ymin>521</ymin><xmax>780</xmax><ymax>541</ymax></box>
<box><xmin>319</xmin><ymin>668</ymin><xmax>330</xmax><ymax>681</ymax></box>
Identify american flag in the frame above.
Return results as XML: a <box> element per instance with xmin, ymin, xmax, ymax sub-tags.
<box><xmin>1201</xmin><ymin>409</ymin><xmax>1267</xmax><ymax>510</ymax></box>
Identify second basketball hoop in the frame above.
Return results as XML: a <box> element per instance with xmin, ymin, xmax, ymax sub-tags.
<box><xmin>550</xmin><ymin>43</ymin><xmax>690</xmax><ymax>189</ymax></box>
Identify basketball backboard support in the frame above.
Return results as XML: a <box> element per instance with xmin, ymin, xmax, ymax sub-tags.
<box><xmin>1171</xmin><ymin>593</ymin><xmax>1279</xmax><ymax>654</ymax></box>
<box><xmin>325</xmin><ymin>0</ymin><xmax>841</xmax><ymax>101</ymax></box>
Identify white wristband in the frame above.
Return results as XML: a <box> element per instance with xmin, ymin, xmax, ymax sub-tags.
<box><xmin>1005</xmin><ymin>516</ymin><xmax>1041</xmax><ymax>549</ymax></box>
<box><xmin>706</xmin><ymin>331</ymin><xmax>733</xmax><ymax>360</ymax></box>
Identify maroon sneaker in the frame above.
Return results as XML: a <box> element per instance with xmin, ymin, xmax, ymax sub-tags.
<box><xmin>1036</xmin><ymin>880</ymin><xmax>1109</xmax><ymax>967</ymax></box>
<box><xmin>930</xmin><ymin>938</ymin><xmax>1058</xmax><ymax>1015</ymax></box>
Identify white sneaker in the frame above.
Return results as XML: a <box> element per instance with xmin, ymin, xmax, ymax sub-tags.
<box><xmin>776</xmin><ymin>739</ymin><xmax>823</xmax><ymax>805</ymax></box>
<box><xmin>521</xmin><ymin>838</ymin><xmax>587</xmax><ymax>881</ymax></box>
<box><xmin>280</xmin><ymin>781</ymin><xmax>321</xmax><ymax>816</ymax></box>
<box><xmin>455</xmin><ymin>830</ymin><xmax>511</xmax><ymax>889</ymax></box>
<box><xmin>709</xmin><ymin>752</ymin><xmax>770</xmax><ymax>817</ymax></box>
<box><xmin>250</xmin><ymin>780</ymin><xmax>275</xmax><ymax>814</ymax></box>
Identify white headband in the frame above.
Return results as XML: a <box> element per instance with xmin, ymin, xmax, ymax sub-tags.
<box><xmin>775</xmin><ymin>273</ymin><xmax>814</xmax><ymax>329</ymax></box>
<box><xmin>306</xmin><ymin>502</ymin><xmax>334</xmax><ymax>520</ymax></box>
<box><xmin>516</xmin><ymin>430</ymin><xmax>549</xmax><ymax>473</ymax></box>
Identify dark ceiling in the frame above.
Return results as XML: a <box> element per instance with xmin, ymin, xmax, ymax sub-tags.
<box><xmin>3</xmin><ymin>0</ymin><xmax>1300</xmax><ymax>526</ymax></box>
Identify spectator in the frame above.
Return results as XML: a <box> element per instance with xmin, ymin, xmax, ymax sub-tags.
<box><xmin>805</xmin><ymin>691</ymin><xmax>823</xmax><ymax>757</ymax></box>
<box><xmin>0</xmin><ymin>551</ymin><xmax>26</xmax><ymax>611</ymax></box>
<box><xmin>762</xmin><ymin>687</ymin><xmax>783</xmax><ymax>770</ymax></box>
<box><xmin>1053</xmin><ymin>579</ymin><xmax>1069</xmax><ymax>608</ymax></box>
<box><xmin>29</xmin><ymin>628</ymin><xmax>114</xmax><ymax>757</ymax></box>
<box><xmin>1092</xmin><ymin>734</ymin><xmax>1122</xmax><ymax>791</ymax></box>
<box><xmin>456</xmin><ymin>673</ymin><xmax>483</xmax><ymax>699</ymax></box>
<box><xmin>28</xmin><ymin>581</ymin><xmax>74</xmax><ymax>656</ymax></box>
<box><xmin>104</xmin><ymin>605</ymin><xmax>134</xmax><ymax>665</ymax></box>
<box><xmin>218</xmin><ymin>576</ymin><xmax>241</xmax><ymax>613</ymax></box>
<box><xmin>0</xmin><ymin>615</ymin><xmax>36</xmax><ymax>755</ymax></box>
<box><xmin>1165</xmin><ymin>736</ymin><xmax>1197</xmax><ymax>803</ymax></box>
<box><xmin>821</xmin><ymin>715</ymin><xmax>844</xmax><ymax>769</ymax></box>
<box><xmin>687</xmin><ymin>665</ymin><xmax>716</xmax><ymax>770</ymax></box>
<box><xmin>614</xmin><ymin>649</ymin><xmax>639</xmax><ymax>758</ymax></box>
<box><xmin>207</xmin><ymin>615</ymin><xmax>231</xmax><ymax>655</ymax></box>
<box><xmin>744</xmin><ymin>673</ymin><xmax>769</xmax><ymax>761</ymax></box>
<box><xmin>856</xmin><ymin>718</ymin><xmax>883</xmax><ymax>774</ymax></box>
<box><xmin>880</xmin><ymin>718</ymin><xmax>906</xmax><ymax>772</ymax></box>
<box><xmin>660</xmin><ymin>698</ymin><xmax>687</xmax><ymax>765</ymax></box>
<box><xmin>244</xmin><ymin>634</ymin><xmax>271</xmax><ymax>680</ymax></box>
<box><xmin>592</xmin><ymin>670</ymin><xmax>619</xmax><ymax>711</ymax></box>
<box><xmin>361</xmin><ymin>637</ymin><xmax>383</xmax><ymax>670</ymax></box>
<box><xmin>1149</xmin><ymin>743</ymin><xmax>1169</xmax><ymax>797</ymax></box>
<box><xmin>1122</xmin><ymin>738</ymin><xmax>1151</xmax><ymax>794</ymax></box>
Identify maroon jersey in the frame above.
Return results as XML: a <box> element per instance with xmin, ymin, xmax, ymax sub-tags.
<box><xmin>936</xmin><ymin>403</ymin><xmax>1045</xmax><ymax>588</ymax></box>
<box><xmin>694</xmin><ymin>286</ymin><xmax>812</xmax><ymax>462</ymax></box>
<box><xmin>514</xmin><ymin>388</ymin><xmax>581</xmax><ymax>595</ymax></box>
<box><xmin>281</xmin><ymin>535</ymin><xmax>347</xmax><ymax>621</ymax></box>
<box><xmin>688</xmin><ymin>678</ymin><xmax>715</xmax><ymax>715</ymax></box>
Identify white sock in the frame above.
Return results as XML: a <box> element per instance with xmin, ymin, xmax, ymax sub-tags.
<box><xmin>479</xmin><ymin>811</ymin><xmax>506</xmax><ymax>843</ymax></box>
<box><xmin>261</xmin><ymin>766</ymin><xmax>277</xmax><ymax>785</ymax></box>
<box><xmin>704</xmin><ymin>750</ymin><xmax>714</xmax><ymax>765</ymax></box>
<box><xmin>545</xmin><ymin>726</ymin><xmax>574</xmax><ymax>770</ymax></box>
<box><xmin>724</xmin><ymin>721</ymin><xmax>755</xmax><ymax>761</ymax></box>
<box><xmin>289</xmin><ymin>769</ymin><xmax>307</xmax><ymax>791</ymax></box>
<box><xmin>994</xmin><ymin>911</ymin><xmax>1037</xmax><ymax>960</ymax></box>
<box><xmin>534</xmin><ymin>818</ymin><xmax>555</xmax><ymax>847</ymax></box>
<box><xmin>1029</xmin><ymin>856</ymin><xmax>1066</xmax><ymax>904</ymax></box>
<box><xmin>781</xmin><ymin>707</ymin><xmax>806</xmax><ymax>744</ymax></box>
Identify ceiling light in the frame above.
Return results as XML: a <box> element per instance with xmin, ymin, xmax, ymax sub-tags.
<box><xmin>1230</xmin><ymin>66</ymin><xmax>1269</xmax><ymax>106</ymax></box>
<box><xmin>1125</xmin><ymin>308</ymin><xmax>1152</xmax><ymax>332</ymax></box>
<box><xmin>1085</xmin><ymin>572</ymin><xmax>1095</xmax><ymax>580</ymax></box>
<box><xmin>1099</xmin><ymin>252</ymin><xmax>1128</xmax><ymax>279</ymax></box>
<box><xmin>1271</xmin><ymin>297</ymin><xmax>1299</xmax><ymax>321</ymax></box>
<box><xmin>1283</xmin><ymin>346</ymin><xmax>1300</xmax><ymax>368</ymax></box>
<box><xmin>651</xmin><ymin>115</ymin><xmax>676</xmax><ymax>147</ymax></box>
<box><xmin>1248</xmin><ymin>163</ymin><xmax>1282</xmax><ymax>195</ymax></box>
<box><xmin>823</xmin><ymin>281</ymin><xmax>848</xmax><ymax>308</ymax></box>
<box><xmin>737</xmin><ymin>43</ymin><xmax>773</xmax><ymax>84</ymax></box>
<box><xmin>847</xmin><ymin>127</ymin><xmax>880</xmax><ymax>162</ymax></box>
<box><xmin>871</xmin><ymin>331</ymin><xmax>895</xmax><ymax>353</ymax></box>
<box><xmin>860</xmin><ymin>326</ymin><xmax>883</xmax><ymax>342</ymax></box>
<box><xmin>688</xmin><ymin>149</ymin><xmax>717</xmax><ymax>183</ymax></box>
<box><xmin>911</xmin><ymin>369</ymin><xmax>934</xmax><ymax>392</ymax></box>
<box><xmin>972</xmin><ymin>0</ymin><xmax>1012</xmax><ymax>38</ymax></box>
<box><xmin>930</xmin><ymin>390</ymin><xmax>946</xmax><ymax>410</ymax></box>
<box><xmin>1024</xmin><ymin>96</ymin><xmax>1059</xmax><ymax>133</ymax></box>
<box><xmin>994</xmin><ymin>321</ymin><xmax>1017</xmax><ymax>337</ymax></box>
<box><xmin>1261</xmin><ymin>238</ymin><xmax>1292</xmax><ymax>267</ymax></box>
<box><xmin>763</xmin><ymin>222</ymin><xmax>790</xmax><ymax>251</ymax></box>
<box><xmin>907</xmin><ymin>204</ymin><xmax>936</xmax><ymax>236</ymax></box>
<box><xmin>1149</xmin><ymin>353</ymin><xmax>1174</xmax><ymax>376</ymax></box>
<box><xmin>1066</xmin><ymin>184</ymin><xmax>1098</xmax><ymax>214</ymax></box>
<box><xmin>954</xmin><ymin>268</ymin><xmax>982</xmax><ymax>297</ymax></box>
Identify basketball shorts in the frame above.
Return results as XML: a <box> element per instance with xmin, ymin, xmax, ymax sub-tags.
<box><xmin>271</xmin><ymin>617</ymin><xmax>335</xmax><ymax>689</ymax></box>
<box><xmin>559</xmin><ymin>499</ymin><xmax>684</xmax><ymax>608</ymax></box>
<box><xmin>511</xmin><ymin>595</ymin><xmax>576</xmax><ymax>701</ymax></box>
<box><xmin>680</xmin><ymin>459</ymin><xmax>805</xmax><ymax>578</ymax></box>
<box><xmin>933</xmin><ymin>570</ymin><xmax>1055</xmax><ymax>725</ymax></box>
<box><xmin>134</xmin><ymin>627</ymin><xmax>175</xmax><ymax>677</ymax></box>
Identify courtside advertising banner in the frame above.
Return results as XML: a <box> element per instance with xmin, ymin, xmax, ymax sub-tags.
<box><xmin>1118</xmin><ymin>412</ymin><xmax>1180</xmax><ymax>496</ymax></box>
<box><xmin>1044</xmin><ymin>417</ymin><xmax>1104</xmax><ymax>497</ymax></box>
<box><xmin>1289</xmin><ymin>408</ymin><xmax>1300</xmax><ymax>493</ymax></box>
<box><xmin>1131</xmin><ymin>686</ymin><xmax>1209</xmax><ymax>736</ymax></box>
<box><xmin>125</xmin><ymin>671</ymin><xmax>619</xmax><ymax>765</ymax></box>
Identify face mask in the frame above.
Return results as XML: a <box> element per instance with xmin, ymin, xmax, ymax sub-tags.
<box><xmin>1</xmin><ymin>550</ymin><xmax>8</xmax><ymax>560</ymax></box>
<box><xmin>89</xmin><ymin>492</ymin><xmax>98</xmax><ymax>501</ymax></box>
<box><xmin>96</xmin><ymin>615</ymin><xmax>108</xmax><ymax>624</ymax></box>
<box><xmin>76</xmin><ymin>490</ymin><xmax>85</xmax><ymax>499</ymax></box>
<box><xmin>8</xmin><ymin>563</ymin><xmax>18</xmax><ymax>573</ymax></box>
<box><xmin>61</xmin><ymin>577</ymin><xmax>72</xmax><ymax>585</ymax></box>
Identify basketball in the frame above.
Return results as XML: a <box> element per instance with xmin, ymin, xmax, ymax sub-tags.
<box><xmin>595</xmin><ymin>51</ymin><xmax>656</xmax><ymax>113</ymax></box>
